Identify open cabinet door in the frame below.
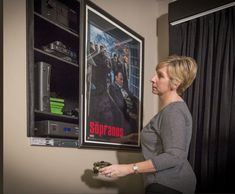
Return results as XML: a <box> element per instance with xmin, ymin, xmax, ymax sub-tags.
<box><xmin>79</xmin><ymin>1</ymin><xmax>144</xmax><ymax>150</ymax></box>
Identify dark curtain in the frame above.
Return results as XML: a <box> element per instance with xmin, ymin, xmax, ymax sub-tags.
<box><xmin>169</xmin><ymin>6</ymin><xmax>235</xmax><ymax>193</ymax></box>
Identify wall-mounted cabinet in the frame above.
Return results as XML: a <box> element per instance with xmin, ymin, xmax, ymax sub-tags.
<box><xmin>27</xmin><ymin>0</ymin><xmax>144</xmax><ymax>150</ymax></box>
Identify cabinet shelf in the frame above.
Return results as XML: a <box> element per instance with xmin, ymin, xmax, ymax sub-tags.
<box><xmin>34</xmin><ymin>14</ymin><xmax>79</xmax><ymax>56</ymax></box>
<box><xmin>34</xmin><ymin>12</ymin><xmax>79</xmax><ymax>37</ymax></box>
<box><xmin>34</xmin><ymin>47</ymin><xmax>79</xmax><ymax>67</ymax></box>
<box><xmin>35</xmin><ymin>110</ymin><xmax>78</xmax><ymax>124</ymax></box>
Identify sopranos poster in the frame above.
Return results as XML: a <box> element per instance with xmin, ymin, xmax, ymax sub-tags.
<box><xmin>84</xmin><ymin>5</ymin><xmax>143</xmax><ymax>148</ymax></box>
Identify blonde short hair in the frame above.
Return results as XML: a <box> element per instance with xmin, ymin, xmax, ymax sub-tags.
<box><xmin>156</xmin><ymin>55</ymin><xmax>197</xmax><ymax>95</ymax></box>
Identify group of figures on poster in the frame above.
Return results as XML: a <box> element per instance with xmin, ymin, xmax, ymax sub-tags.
<box><xmin>85</xmin><ymin>7</ymin><xmax>143</xmax><ymax>147</ymax></box>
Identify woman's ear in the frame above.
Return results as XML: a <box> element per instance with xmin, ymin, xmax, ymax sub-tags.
<box><xmin>170</xmin><ymin>80</ymin><xmax>181</xmax><ymax>90</ymax></box>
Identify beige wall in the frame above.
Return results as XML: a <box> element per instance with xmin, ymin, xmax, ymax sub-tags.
<box><xmin>3</xmin><ymin>0</ymin><xmax>169</xmax><ymax>193</ymax></box>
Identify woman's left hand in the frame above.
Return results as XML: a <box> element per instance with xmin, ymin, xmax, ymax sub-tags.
<box><xmin>99</xmin><ymin>164</ymin><xmax>132</xmax><ymax>178</ymax></box>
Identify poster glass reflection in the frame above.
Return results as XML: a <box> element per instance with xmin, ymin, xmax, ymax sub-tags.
<box><xmin>84</xmin><ymin>5</ymin><xmax>144</xmax><ymax>149</ymax></box>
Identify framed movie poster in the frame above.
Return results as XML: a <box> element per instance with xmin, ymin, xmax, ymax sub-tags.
<box><xmin>82</xmin><ymin>3</ymin><xmax>144</xmax><ymax>149</ymax></box>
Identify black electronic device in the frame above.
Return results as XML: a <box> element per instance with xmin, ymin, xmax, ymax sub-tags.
<box><xmin>40</xmin><ymin>0</ymin><xmax>78</xmax><ymax>32</ymax></box>
<box><xmin>34</xmin><ymin>120</ymin><xmax>79</xmax><ymax>138</ymax></box>
<box><xmin>35</xmin><ymin>62</ymin><xmax>51</xmax><ymax>112</ymax></box>
<box><xmin>43</xmin><ymin>41</ymin><xmax>77</xmax><ymax>63</ymax></box>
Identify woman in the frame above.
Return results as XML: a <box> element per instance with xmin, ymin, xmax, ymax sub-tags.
<box><xmin>99</xmin><ymin>55</ymin><xmax>197</xmax><ymax>194</ymax></box>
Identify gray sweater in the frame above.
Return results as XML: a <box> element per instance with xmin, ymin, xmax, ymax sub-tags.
<box><xmin>141</xmin><ymin>101</ymin><xmax>196</xmax><ymax>194</ymax></box>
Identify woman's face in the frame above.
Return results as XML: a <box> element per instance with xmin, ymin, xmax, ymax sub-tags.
<box><xmin>151</xmin><ymin>66</ymin><xmax>171</xmax><ymax>96</ymax></box>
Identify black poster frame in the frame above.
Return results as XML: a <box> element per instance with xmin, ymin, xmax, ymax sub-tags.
<box><xmin>80</xmin><ymin>1</ymin><xmax>144</xmax><ymax>150</ymax></box>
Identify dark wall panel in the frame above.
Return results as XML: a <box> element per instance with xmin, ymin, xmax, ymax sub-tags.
<box><xmin>169</xmin><ymin>0</ymin><xmax>235</xmax><ymax>23</ymax></box>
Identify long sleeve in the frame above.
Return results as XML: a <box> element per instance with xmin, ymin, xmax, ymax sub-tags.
<box><xmin>150</xmin><ymin>107</ymin><xmax>190</xmax><ymax>172</ymax></box>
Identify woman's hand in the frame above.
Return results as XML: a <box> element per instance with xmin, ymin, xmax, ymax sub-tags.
<box><xmin>99</xmin><ymin>164</ymin><xmax>133</xmax><ymax>178</ymax></box>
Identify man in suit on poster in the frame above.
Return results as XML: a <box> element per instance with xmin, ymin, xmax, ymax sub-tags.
<box><xmin>108</xmin><ymin>71</ymin><xmax>138</xmax><ymax>136</ymax></box>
